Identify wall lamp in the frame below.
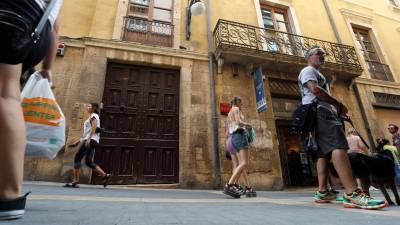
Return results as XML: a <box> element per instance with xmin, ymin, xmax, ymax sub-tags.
<box><xmin>185</xmin><ymin>0</ymin><xmax>206</xmax><ymax>40</ymax></box>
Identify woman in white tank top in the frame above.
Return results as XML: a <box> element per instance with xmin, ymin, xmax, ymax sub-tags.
<box><xmin>223</xmin><ymin>96</ymin><xmax>256</xmax><ymax>198</ymax></box>
<box><xmin>65</xmin><ymin>103</ymin><xmax>111</xmax><ymax>188</ymax></box>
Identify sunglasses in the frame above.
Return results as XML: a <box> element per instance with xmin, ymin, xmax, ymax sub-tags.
<box><xmin>314</xmin><ymin>51</ymin><xmax>326</xmax><ymax>56</ymax></box>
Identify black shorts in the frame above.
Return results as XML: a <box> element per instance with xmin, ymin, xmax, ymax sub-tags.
<box><xmin>0</xmin><ymin>0</ymin><xmax>52</xmax><ymax>73</ymax></box>
<box><xmin>315</xmin><ymin>105</ymin><xmax>349</xmax><ymax>158</ymax></box>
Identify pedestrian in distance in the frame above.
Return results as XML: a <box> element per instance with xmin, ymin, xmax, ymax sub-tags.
<box><xmin>0</xmin><ymin>0</ymin><xmax>63</xmax><ymax>220</ymax></box>
<box><xmin>223</xmin><ymin>96</ymin><xmax>256</xmax><ymax>198</ymax></box>
<box><xmin>65</xmin><ymin>103</ymin><xmax>111</xmax><ymax>188</ymax></box>
<box><xmin>224</xmin><ymin>99</ymin><xmax>255</xmax><ymax>197</ymax></box>
<box><xmin>346</xmin><ymin>128</ymin><xmax>369</xmax><ymax>156</ymax></box>
<box><xmin>346</xmin><ymin>127</ymin><xmax>370</xmax><ymax>190</ymax></box>
<box><xmin>298</xmin><ymin>45</ymin><xmax>386</xmax><ymax>209</ymax></box>
<box><xmin>388</xmin><ymin>124</ymin><xmax>400</xmax><ymax>154</ymax></box>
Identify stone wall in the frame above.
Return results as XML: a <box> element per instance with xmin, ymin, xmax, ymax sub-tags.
<box><xmin>25</xmin><ymin>38</ymin><xmax>216</xmax><ymax>188</ymax></box>
<box><xmin>215</xmin><ymin>65</ymin><xmax>284</xmax><ymax>190</ymax></box>
<box><xmin>355</xmin><ymin>79</ymin><xmax>400</xmax><ymax>145</ymax></box>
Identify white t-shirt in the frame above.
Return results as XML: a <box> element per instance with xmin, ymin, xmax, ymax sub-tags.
<box><xmin>81</xmin><ymin>113</ymin><xmax>101</xmax><ymax>143</ymax></box>
<box><xmin>298</xmin><ymin>66</ymin><xmax>332</xmax><ymax>109</ymax></box>
<box><xmin>35</xmin><ymin>0</ymin><xmax>63</xmax><ymax>27</ymax></box>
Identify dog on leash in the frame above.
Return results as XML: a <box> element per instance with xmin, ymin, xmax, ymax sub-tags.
<box><xmin>330</xmin><ymin>138</ymin><xmax>400</xmax><ymax>205</ymax></box>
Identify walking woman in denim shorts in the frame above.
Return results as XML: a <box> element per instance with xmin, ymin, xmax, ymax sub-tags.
<box><xmin>0</xmin><ymin>0</ymin><xmax>63</xmax><ymax>220</ymax></box>
<box><xmin>223</xmin><ymin>96</ymin><xmax>256</xmax><ymax>198</ymax></box>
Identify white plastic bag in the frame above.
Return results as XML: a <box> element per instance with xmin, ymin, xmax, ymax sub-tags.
<box><xmin>21</xmin><ymin>72</ymin><xmax>66</xmax><ymax>159</ymax></box>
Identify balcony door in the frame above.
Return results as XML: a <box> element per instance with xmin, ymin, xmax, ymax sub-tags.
<box><xmin>352</xmin><ymin>26</ymin><xmax>394</xmax><ymax>81</ymax></box>
<box><xmin>124</xmin><ymin>0</ymin><xmax>174</xmax><ymax>47</ymax></box>
<box><xmin>260</xmin><ymin>6</ymin><xmax>294</xmax><ymax>54</ymax></box>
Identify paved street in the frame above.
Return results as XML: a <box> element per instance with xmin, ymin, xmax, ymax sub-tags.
<box><xmin>3</xmin><ymin>182</ymin><xmax>399</xmax><ymax>225</ymax></box>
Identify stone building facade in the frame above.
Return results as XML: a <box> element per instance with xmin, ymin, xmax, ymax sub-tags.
<box><xmin>25</xmin><ymin>0</ymin><xmax>400</xmax><ymax>189</ymax></box>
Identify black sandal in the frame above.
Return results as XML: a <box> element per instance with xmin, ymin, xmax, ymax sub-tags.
<box><xmin>64</xmin><ymin>182</ymin><xmax>80</xmax><ymax>188</ymax></box>
<box><xmin>102</xmin><ymin>174</ymin><xmax>111</xmax><ymax>188</ymax></box>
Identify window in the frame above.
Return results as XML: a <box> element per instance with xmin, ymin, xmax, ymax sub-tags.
<box><xmin>260</xmin><ymin>5</ymin><xmax>294</xmax><ymax>54</ymax></box>
<box><xmin>128</xmin><ymin>0</ymin><xmax>173</xmax><ymax>23</ymax></box>
<box><xmin>127</xmin><ymin>0</ymin><xmax>173</xmax><ymax>34</ymax></box>
<box><xmin>261</xmin><ymin>7</ymin><xmax>291</xmax><ymax>33</ymax></box>
<box><xmin>124</xmin><ymin>0</ymin><xmax>173</xmax><ymax>46</ymax></box>
<box><xmin>352</xmin><ymin>26</ymin><xmax>394</xmax><ymax>81</ymax></box>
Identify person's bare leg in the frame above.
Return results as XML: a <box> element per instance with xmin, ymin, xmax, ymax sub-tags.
<box><xmin>331</xmin><ymin>149</ymin><xmax>355</xmax><ymax>194</ymax></box>
<box><xmin>230</xmin><ymin>153</ymin><xmax>239</xmax><ymax>182</ymax></box>
<box><xmin>316</xmin><ymin>157</ymin><xmax>328</xmax><ymax>192</ymax></box>
<box><xmin>94</xmin><ymin>166</ymin><xmax>106</xmax><ymax>177</ymax></box>
<box><xmin>0</xmin><ymin>63</ymin><xmax>25</xmax><ymax>199</ymax></box>
<box><xmin>236</xmin><ymin>152</ymin><xmax>250</xmax><ymax>187</ymax></box>
<box><xmin>73</xmin><ymin>168</ymin><xmax>81</xmax><ymax>183</ymax></box>
<box><xmin>228</xmin><ymin>149</ymin><xmax>249</xmax><ymax>185</ymax></box>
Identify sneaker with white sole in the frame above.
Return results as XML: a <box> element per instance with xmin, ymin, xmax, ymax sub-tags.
<box><xmin>343</xmin><ymin>189</ymin><xmax>387</xmax><ymax>209</ymax></box>
<box><xmin>0</xmin><ymin>192</ymin><xmax>30</xmax><ymax>220</ymax></box>
<box><xmin>314</xmin><ymin>190</ymin><xmax>338</xmax><ymax>203</ymax></box>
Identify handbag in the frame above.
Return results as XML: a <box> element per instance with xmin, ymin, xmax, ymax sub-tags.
<box><xmin>0</xmin><ymin>0</ymin><xmax>58</xmax><ymax>63</ymax></box>
<box><xmin>292</xmin><ymin>101</ymin><xmax>317</xmax><ymax>134</ymax></box>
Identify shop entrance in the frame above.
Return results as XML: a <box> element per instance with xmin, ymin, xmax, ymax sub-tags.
<box><xmin>276</xmin><ymin>120</ymin><xmax>317</xmax><ymax>187</ymax></box>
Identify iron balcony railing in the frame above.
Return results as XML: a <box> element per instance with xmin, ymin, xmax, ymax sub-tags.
<box><xmin>213</xmin><ymin>19</ymin><xmax>362</xmax><ymax>71</ymax></box>
<box><xmin>366</xmin><ymin>60</ymin><xmax>395</xmax><ymax>82</ymax></box>
<box><xmin>122</xmin><ymin>17</ymin><xmax>173</xmax><ymax>47</ymax></box>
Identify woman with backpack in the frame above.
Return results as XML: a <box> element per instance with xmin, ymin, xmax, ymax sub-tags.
<box><xmin>65</xmin><ymin>103</ymin><xmax>111</xmax><ymax>188</ymax></box>
<box><xmin>0</xmin><ymin>0</ymin><xmax>63</xmax><ymax>220</ymax></box>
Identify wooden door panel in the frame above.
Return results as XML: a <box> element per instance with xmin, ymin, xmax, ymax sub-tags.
<box><xmin>160</xmin><ymin>147</ymin><xmax>175</xmax><ymax>176</ymax></box>
<box><xmin>163</xmin><ymin>94</ymin><xmax>176</xmax><ymax>112</ymax></box>
<box><xmin>118</xmin><ymin>146</ymin><xmax>135</xmax><ymax>176</ymax></box>
<box><xmin>93</xmin><ymin>63</ymin><xmax>179</xmax><ymax>185</ymax></box>
<box><xmin>143</xmin><ymin>147</ymin><xmax>157</xmax><ymax>177</ymax></box>
<box><xmin>146</xmin><ymin>92</ymin><xmax>161</xmax><ymax>111</ymax></box>
<box><xmin>138</xmin><ymin>140</ymin><xmax>179</xmax><ymax>183</ymax></box>
<box><xmin>128</xmin><ymin>68</ymin><xmax>145</xmax><ymax>87</ymax></box>
<box><xmin>126</xmin><ymin>90</ymin><xmax>141</xmax><ymax>109</ymax></box>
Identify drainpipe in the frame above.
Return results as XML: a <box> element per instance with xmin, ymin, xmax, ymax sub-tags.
<box><xmin>205</xmin><ymin>0</ymin><xmax>221</xmax><ymax>188</ymax></box>
<box><xmin>322</xmin><ymin>0</ymin><xmax>342</xmax><ymax>44</ymax></box>
<box><xmin>322</xmin><ymin>0</ymin><xmax>375</xmax><ymax>148</ymax></box>
<box><xmin>353</xmin><ymin>83</ymin><xmax>376</xmax><ymax>149</ymax></box>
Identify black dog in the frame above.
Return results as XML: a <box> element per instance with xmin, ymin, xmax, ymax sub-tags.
<box><xmin>330</xmin><ymin>139</ymin><xmax>400</xmax><ymax>205</ymax></box>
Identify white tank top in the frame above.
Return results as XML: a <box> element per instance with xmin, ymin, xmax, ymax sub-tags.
<box><xmin>227</xmin><ymin>106</ymin><xmax>244</xmax><ymax>134</ymax></box>
<box><xmin>81</xmin><ymin>113</ymin><xmax>101</xmax><ymax>143</ymax></box>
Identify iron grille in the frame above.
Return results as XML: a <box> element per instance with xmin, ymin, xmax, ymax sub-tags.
<box><xmin>269</xmin><ymin>79</ymin><xmax>299</xmax><ymax>98</ymax></box>
<box><xmin>366</xmin><ymin>60</ymin><xmax>395</xmax><ymax>82</ymax></box>
<box><xmin>213</xmin><ymin>19</ymin><xmax>362</xmax><ymax>72</ymax></box>
<box><xmin>122</xmin><ymin>17</ymin><xmax>174</xmax><ymax>47</ymax></box>
<box><xmin>373</xmin><ymin>92</ymin><xmax>400</xmax><ymax>109</ymax></box>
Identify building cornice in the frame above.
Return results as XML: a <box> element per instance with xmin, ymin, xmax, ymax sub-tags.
<box><xmin>59</xmin><ymin>36</ymin><xmax>209</xmax><ymax>61</ymax></box>
<box><xmin>355</xmin><ymin>77</ymin><xmax>400</xmax><ymax>89</ymax></box>
<box><xmin>340</xmin><ymin>8</ymin><xmax>373</xmax><ymax>24</ymax></box>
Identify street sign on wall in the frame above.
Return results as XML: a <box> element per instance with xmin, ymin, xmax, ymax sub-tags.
<box><xmin>252</xmin><ymin>66</ymin><xmax>267</xmax><ymax>112</ymax></box>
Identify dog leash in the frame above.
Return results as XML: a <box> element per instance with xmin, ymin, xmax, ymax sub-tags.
<box><xmin>344</xmin><ymin>117</ymin><xmax>370</xmax><ymax>149</ymax></box>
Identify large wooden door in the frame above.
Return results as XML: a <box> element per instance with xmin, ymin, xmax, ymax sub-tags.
<box><xmin>92</xmin><ymin>63</ymin><xmax>179</xmax><ymax>184</ymax></box>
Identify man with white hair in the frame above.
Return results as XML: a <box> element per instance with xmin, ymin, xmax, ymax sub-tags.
<box><xmin>298</xmin><ymin>46</ymin><xmax>386</xmax><ymax>209</ymax></box>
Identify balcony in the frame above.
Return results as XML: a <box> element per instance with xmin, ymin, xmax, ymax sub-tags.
<box><xmin>366</xmin><ymin>60</ymin><xmax>395</xmax><ymax>82</ymax></box>
<box><xmin>122</xmin><ymin>17</ymin><xmax>173</xmax><ymax>47</ymax></box>
<box><xmin>213</xmin><ymin>19</ymin><xmax>363</xmax><ymax>79</ymax></box>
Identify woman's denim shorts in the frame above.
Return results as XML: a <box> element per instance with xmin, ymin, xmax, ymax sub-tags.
<box><xmin>231</xmin><ymin>129</ymin><xmax>249</xmax><ymax>152</ymax></box>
